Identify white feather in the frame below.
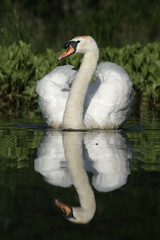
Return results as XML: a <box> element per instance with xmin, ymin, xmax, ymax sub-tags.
<box><xmin>84</xmin><ymin>62</ymin><xmax>133</xmax><ymax>128</ymax></box>
<box><xmin>36</xmin><ymin>65</ymin><xmax>77</xmax><ymax>128</ymax></box>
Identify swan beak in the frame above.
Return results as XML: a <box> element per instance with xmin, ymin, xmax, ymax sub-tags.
<box><xmin>57</xmin><ymin>45</ymin><xmax>75</xmax><ymax>61</ymax></box>
<box><xmin>55</xmin><ymin>199</ymin><xmax>72</xmax><ymax>217</ymax></box>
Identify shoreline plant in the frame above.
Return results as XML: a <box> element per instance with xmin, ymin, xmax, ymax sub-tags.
<box><xmin>0</xmin><ymin>41</ymin><xmax>160</xmax><ymax>113</ymax></box>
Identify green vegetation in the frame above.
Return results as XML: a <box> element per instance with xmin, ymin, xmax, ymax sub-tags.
<box><xmin>0</xmin><ymin>0</ymin><xmax>160</xmax><ymax>113</ymax></box>
<box><xmin>0</xmin><ymin>41</ymin><xmax>160</xmax><ymax>112</ymax></box>
<box><xmin>0</xmin><ymin>2</ymin><xmax>159</xmax><ymax>238</ymax></box>
<box><xmin>1</xmin><ymin>0</ymin><xmax>160</xmax><ymax>51</ymax></box>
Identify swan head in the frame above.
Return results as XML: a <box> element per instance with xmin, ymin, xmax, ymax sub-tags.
<box><xmin>55</xmin><ymin>199</ymin><xmax>95</xmax><ymax>224</ymax></box>
<box><xmin>58</xmin><ymin>35</ymin><xmax>98</xmax><ymax>61</ymax></box>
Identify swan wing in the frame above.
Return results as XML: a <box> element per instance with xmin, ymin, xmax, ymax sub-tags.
<box><xmin>84</xmin><ymin>62</ymin><xmax>134</xmax><ymax>129</ymax></box>
<box><xmin>34</xmin><ymin>131</ymin><xmax>72</xmax><ymax>187</ymax></box>
<box><xmin>83</xmin><ymin>131</ymin><xmax>132</xmax><ymax>192</ymax></box>
<box><xmin>36</xmin><ymin>65</ymin><xmax>77</xmax><ymax>127</ymax></box>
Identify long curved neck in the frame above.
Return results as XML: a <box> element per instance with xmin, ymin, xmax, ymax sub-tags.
<box><xmin>62</xmin><ymin>49</ymin><xmax>99</xmax><ymax>129</ymax></box>
<box><xmin>63</xmin><ymin>132</ymin><xmax>96</xmax><ymax>223</ymax></box>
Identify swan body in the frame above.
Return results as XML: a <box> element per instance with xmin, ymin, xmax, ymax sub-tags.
<box><xmin>36</xmin><ymin>35</ymin><xmax>133</xmax><ymax>129</ymax></box>
<box><xmin>35</xmin><ymin>130</ymin><xmax>133</xmax><ymax>224</ymax></box>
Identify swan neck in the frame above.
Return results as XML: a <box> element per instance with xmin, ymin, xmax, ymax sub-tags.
<box><xmin>63</xmin><ymin>132</ymin><xmax>96</xmax><ymax>223</ymax></box>
<box><xmin>62</xmin><ymin>49</ymin><xmax>99</xmax><ymax>129</ymax></box>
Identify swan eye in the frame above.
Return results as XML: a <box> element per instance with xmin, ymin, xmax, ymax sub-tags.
<box><xmin>66</xmin><ymin>46</ymin><xmax>70</xmax><ymax>52</ymax></box>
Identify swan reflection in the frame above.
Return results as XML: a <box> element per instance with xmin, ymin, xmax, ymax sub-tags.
<box><xmin>34</xmin><ymin>130</ymin><xmax>133</xmax><ymax>224</ymax></box>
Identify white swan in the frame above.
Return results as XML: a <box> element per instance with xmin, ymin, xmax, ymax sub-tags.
<box><xmin>36</xmin><ymin>36</ymin><xmax>134</xmax><ymax>130</ymax></box>
<box><xmin>34</xmin><ymin>130</ymin><xmax>133</xmax><ymax>224</ymax></box>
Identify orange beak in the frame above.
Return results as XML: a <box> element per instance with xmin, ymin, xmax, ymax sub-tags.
<box><xmin>55</xmin><ymin>199</ymin><xmax>72</xmax><ymax>217</ymax></box>
<box><xmin>58</xmin><ymin>45</ymin><xmax>75</xmax><ymax>61</ymax></box>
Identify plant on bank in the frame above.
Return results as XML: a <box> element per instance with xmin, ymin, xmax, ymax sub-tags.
<box><xmin>0</xmin><ymin>41</ymin><xmax>160</xmax><ymax>112</ymax></box>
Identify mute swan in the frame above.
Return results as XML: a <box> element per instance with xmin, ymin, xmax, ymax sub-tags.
<box><xmin>36</xmin><ymin>36</ymin><xmax>134</xmax><ymax>130</ymax></box>
<box><xmin>35</xmin><ymin>130</ymin><xmax>132</xmax><ymax>224</ymax></box>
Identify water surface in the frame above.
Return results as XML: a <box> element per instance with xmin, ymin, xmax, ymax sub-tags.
<box><xmin>0</xmin><ymin>112</ymin><xmax>160</xmax><ymax>239</ymax></box>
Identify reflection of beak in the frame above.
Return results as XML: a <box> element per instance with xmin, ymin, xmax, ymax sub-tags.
<box><xmin>55</xmin><ymin>199</ymin><xmax>72</xmax><ymax>217</ymax></box>
<box><xmin>57</xmin><ymin>45</ymin><xmax>75</xmax><ymax>61</ymax></box>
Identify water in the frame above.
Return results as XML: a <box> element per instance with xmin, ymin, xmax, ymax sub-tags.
<box><xmin>0</xmin><ymin>112</ymin><xmax>160</xmax><ymax>240</ymax></box>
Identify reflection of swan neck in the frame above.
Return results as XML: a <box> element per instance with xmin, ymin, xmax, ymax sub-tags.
<box><xmin>62</xmin><ymin>48</ymin><xmax>99</xmax><ymax>129</ymax></box>
<box><xmin>63</xmin><ymin>132</ymin><xmax>96</xmax><ymax>224</ymax></box>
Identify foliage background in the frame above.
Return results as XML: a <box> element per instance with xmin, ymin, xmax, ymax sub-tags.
<box><xmin>1</xmin><ymin>0</ymin><xmax>160</xmax><ymax>51</ymax></box>
<box><xmin>0</xmin><ymin>2</ymin><xmax>160</xmax><ymax>238</ymax></box>
<box><xmin>0</xmin><ymin>0</ymin><xmax>160</xmax><ymax>113</ymax></box>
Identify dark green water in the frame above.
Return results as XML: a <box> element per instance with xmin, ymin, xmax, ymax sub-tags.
<box><xmin>0</xmin><ymin>113</ymin><xmax>160</xmax><ymax>240</ymax></box>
